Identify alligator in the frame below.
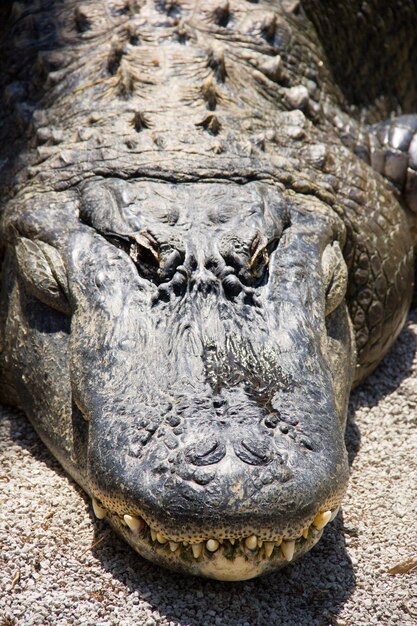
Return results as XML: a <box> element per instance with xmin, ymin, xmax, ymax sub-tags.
<box><xmin>0</xmin><ymin>0</ymin><xmax>416</xmax><ymax>581</ymax></box>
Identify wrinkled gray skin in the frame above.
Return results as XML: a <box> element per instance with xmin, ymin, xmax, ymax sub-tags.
<box><xmin>0</xmin><ymin>0</ymin><xmax>416</xmax><ymax>580</ymax></box>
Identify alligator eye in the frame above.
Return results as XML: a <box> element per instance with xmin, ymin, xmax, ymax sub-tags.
<box><xmin>221</xmin><ymin>231</ymin><xmax>278</xmax><ymax>285</ymax></box>
<box><xmin>248</xmin><ymin>232</ymin><xmax>277</xmax><ymax>281</ymax></box>
<box><xmin>104</xmin><ymin>231</ymin><xmax>182</xmax><ymax>282</ymax></box>
<box><xmin>128</xmin><ymin>231</ymin><xmax>160</xmax><ymax>277</ymax></box>
<box><xmin>322</xmin><ymin>241</ymin><xmax>348</xmax><ymax>315</ymax></box>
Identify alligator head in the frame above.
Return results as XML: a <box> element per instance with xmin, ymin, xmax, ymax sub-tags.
<box><xmin>9</xmin><ymin>179</ymin><xmax>354</xmax><ymax>580</ymax></box>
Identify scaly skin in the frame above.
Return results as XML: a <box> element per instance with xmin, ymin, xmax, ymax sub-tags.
<box><xmin>0</xmin><ymin>0</ymin><xmax>415</xmax><ymax>580</ymax></box>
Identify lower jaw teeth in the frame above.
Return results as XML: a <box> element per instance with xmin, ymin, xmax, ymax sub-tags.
<box><xmin>140</xmin><ymin>529</ymin><xmax>314</xmax><ymax>562</ymax></box>
<box><xmin>281</xmin><ymin>540</ymin><xmax>295</xmax><ymax>562</ymax></box>
<box><xmin>92</xmin><ymin>498</ymin><xmax>338</xmax><ymax>562</ymax></box>
<box><xmin>206</xmin><ymin>539</ymin><xmax>220</xmax><ymax>552</ymax></box>
<box><xmin>264</xmin><ymin>542</ymin><xmax>275</xmax><ymax>558</ymax></box>
<box><xmin>192</xmin><ymin>543</ymin><xmax>203</xmax><ymax>558</ymax></box>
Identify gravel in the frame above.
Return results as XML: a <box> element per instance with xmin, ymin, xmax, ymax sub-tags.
<box><xmin>1</xmin><ymin>311</ymin><xmax>416</xmax><ymax>626</ymax></box>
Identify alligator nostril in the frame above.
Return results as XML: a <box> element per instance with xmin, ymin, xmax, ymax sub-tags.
<box><xmin>185</xmin><ymin>438</ymin><xmax>226</xmax><ymax>466</ymax></box>
<box><xmin>234</xmin><ymin>438</ymin><xmax>275</xmax><ymax>465</ymax></box>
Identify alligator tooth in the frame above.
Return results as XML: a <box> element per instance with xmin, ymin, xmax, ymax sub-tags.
<box><xmin>330</xmin><ymin>506</ymin><xmax>340</xmax><ymax>521</ymax></box>
<box><xmin>150</xmin><ymin>529</ymin><xmax>157</xmax><ymax>542</ymax></box>
<box><xmin>313</xmin><ymin>510</ymin><xmax>332</xmax><ymax>530</ymax></box>
<box><xmin>264</xmin><ymin>542</ymin><xmax>275</xmax><ymax>558</ymax></box>
<box><xmin>281</xmin><ymin>540</ymin><xmax>295</xmax><ymax>562</ymax></box>
<box><xmin>123</xmin><ymin>514</ymin><xmax>144</xmax><ymax>532</ymax></box>
<box><xmin>257</xmin><ymin>539</ymin><xmax>263</xmax><ymax>548</ymax></box>
<box><xmin>156</xmin><ymin>532</ymin><xmax>167</xmax><ymax>544</ymax></box>
<box><xmin>206</xmin><ymin>539</ymin><xmax>220</xmax><ymax>552</ymax></box>
<box><xmin>302</xmin><ymin>526</ymin><xmax>309</xmax><ymax>539</ymax></box>
<box><xmin>169</xmin><ymin>541</ymin><xmax>180</xmax><ymax>552</ymax></box>
<box><xmin>275</xmin><ymin>537</ymin><xmax>282</xmax><ymax>546</ymax></box>
<box><xmin>92</xmin><ymin>498</ymin><xmax>107</xmax><ymax>520</ymax></box>
<box><xmin>229</xmin><ymin>538</ymin><xmax>235</xmax><ymax>545</ymax></box>
<box><xmin>192</xmin><ymin>543</ymin><xmax>203</xmax><ymax>559</ymax></box>
<box><xmin>245</xmin><ymin>535</ymin><xmax>258</xmax><ymax>550</ymax></box>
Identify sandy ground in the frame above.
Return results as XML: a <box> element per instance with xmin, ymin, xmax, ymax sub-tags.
<box><xmin>0</xmin><ymin>312</ymin><xmax>416</xmax><ymax>626</ymax></box>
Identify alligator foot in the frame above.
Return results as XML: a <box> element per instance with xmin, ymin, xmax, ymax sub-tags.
<box><xmin>368</xmin><ymin>115</ymin><xmax>417</xmax><ymax>213</ymax></box>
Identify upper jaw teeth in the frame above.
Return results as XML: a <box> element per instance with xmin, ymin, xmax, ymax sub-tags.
<box><xmin>312</xmin><ymin>510</ymin><xmax>332</xmax><ymax>530</ymax></box>
<box><xmin>281</xmin><ymin>540</ymin><xmax>295</xmax><ymax>562</ymax></box>
<box><xmin>91</xmin><ymin>499</ymin><xmax>338</xmax><ymax>561</ymax></box>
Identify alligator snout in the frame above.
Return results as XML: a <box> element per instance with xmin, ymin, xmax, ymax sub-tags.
<box><xmin>85</xmin><ymin>376</ymin><xmax>348</xmax><ymax>579</ymax></box>
<box><xmin>86</xmin><ymin>373</ymin><xmax>348</xmax><ymax>543</ymax></box>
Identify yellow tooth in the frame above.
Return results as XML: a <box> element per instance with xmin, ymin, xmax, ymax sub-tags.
<box><xmin>302</xmin><ymin>526</ymin><xmax>309</xmax><ymax>539</ymax></box>
<box><xmin>229</xmin><ymin>538</ymin><xmax>235</xmax><ymax>545</ymax></box>
<box><xmin>156</xmin><ymin>532</ymin><xmax>167</xmax><ymax>544</ymax></box>
<box><xmin>275</xmin><ymin>537</ymin><xmax>282</xmax><ymax>546</ymax></box>
<box><xmin>192</xmin><ymin>543</ymin><xmax>203</xmax><ymax>558</ymax></box>
<box><xmin>150</xmin><ymin>529</ymin><xmax>157</xmax><ymax>541</ymax></box>
<box><xmin>281</xmin><ymin>540</ymin><xmax>295</xmax><ymax>562</ymax></box>
<box><xmin>169</xmin><ymin>541</ymin><xmax>180</xmax><ymax>552</ymax></box>
<box><xmin>257</xmin><ymin>539</ymin><xmax>263</xmax><ymax>548</ymax></box>
<box><xmin>92</xmin><ymin>498</ymin><xmax>107</xmax><ymax>520</ymax></box>
<box><xmin>264</xmin><ymin>542</ymin><xmax>275</xmax><ymax>558</ymax></box>
<box><xmin>206</xmin><ymin>539</ymin><xmax>220</xmax><ymax>552</ymax></box>
<box><xmin>313</xmin><ymin>510</ymin><xmax>332</xmax><ymax>530</ymax></box>
<box><xmin>245</xmin><ymin>535</ymin><xmax>258</xmax><ymax>550</ymax></box>
<box><xmin>123</xmin><ymin>514</ymin><xmax>144</xmax><ymax>532</ymax></box>
<box><xmin>330</xmin><ymin>506</ymin><xmax>340</xmax><ymax>521</ymax></box>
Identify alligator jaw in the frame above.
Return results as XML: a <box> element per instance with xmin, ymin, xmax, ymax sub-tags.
<box><xmin>91</xmin><ymin>499</ymin><xmax>340</xmax><ymax>580</ymax></box>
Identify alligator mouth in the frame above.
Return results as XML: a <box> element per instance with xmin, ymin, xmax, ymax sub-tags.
<box><xmin>91</xmin><ymin>498</ymin><xmax>340</xmax><ymax>580</ymax></box>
